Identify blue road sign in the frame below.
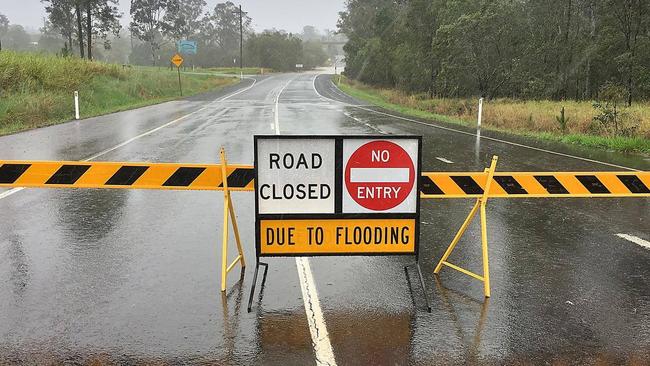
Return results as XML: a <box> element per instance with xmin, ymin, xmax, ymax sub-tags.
<box><xmin>177</xmin><ymin>40</ymin><xmax>197</xmax><ymax>55</ymax></box>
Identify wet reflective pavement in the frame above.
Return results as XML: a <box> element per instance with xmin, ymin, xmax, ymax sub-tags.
<box><xmin>0</xmin><ymin>73</ymin><xmax>649</xmax><ymax>364</ymax></box>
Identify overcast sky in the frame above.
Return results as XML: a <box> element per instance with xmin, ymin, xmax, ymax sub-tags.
<box><xmin>1</xmin><ymin>0</ymin><xmax>346</xmax><ymax>34</ymax></box>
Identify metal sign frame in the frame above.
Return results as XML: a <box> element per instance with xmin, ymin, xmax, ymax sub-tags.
<box><xmin>248</xmin><ymin>134</ymin><xmax>430</xmax><ymax>312</ymax></box>
<box><xmin>253</xmin><ymin>134</ymin><xmax>422</xmax><ymax>257</ymax></box>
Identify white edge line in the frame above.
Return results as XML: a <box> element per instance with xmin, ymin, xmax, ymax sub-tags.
<box><xmin>436</xmin><ymin>157</ymin><xmax>454</xmax><ymax>164</ymax></box>
<box><xmin>0</xmin><ymin>76</ymin><xmax>264</xmax><ymax>201</ymax></box>
<box><xmin>296</xmin><ymin>257</ymin><xmax>337</xmax><ymax>366</ymax></box>
<box><xmin>316</xmin><ymin>75</ymin><xmax>638</xmax><ymax>172</ymax></box>
<box><xmin>616</xmin><ymin>234</ymin><xmax>650</xmax><ymax>249</ymax></box>
<box><xmin>278</xmin><ymin>76</ymin><xmax>337</xmax><ymax>366</ymax></box>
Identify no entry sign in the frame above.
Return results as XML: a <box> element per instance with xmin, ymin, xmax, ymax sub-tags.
<box><xmin>254</xmin><ymin>135</ymin><xmax>421</xmax><ymax>256</ymax></box>
<box><xmin>343</xmin><ymin>139</ymin><xmax>418</xmax><ymax>213</ymax></box>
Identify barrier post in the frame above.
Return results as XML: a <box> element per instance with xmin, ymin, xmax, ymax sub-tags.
<box><xmin>434</xmin><ymin>156</ymin><xmax>498</xmax><ymax>298</ymax></box>
<box><xmin>220</xmin><ymin>147</ymin><xmax>246</xmax><ymax>292</ymax></box>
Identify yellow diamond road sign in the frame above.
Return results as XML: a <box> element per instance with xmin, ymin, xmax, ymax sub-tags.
<box><xmin>171</xmin><ymin>53</ymin><xmax>184</xmax><ymax>67</ymax></box>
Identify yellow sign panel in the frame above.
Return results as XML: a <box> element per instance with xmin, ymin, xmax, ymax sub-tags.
<box><xmin>259</xmin><ymin>218</ymin><xmax>416</xmax><ymax>255</ymax></box>
<box><xmin>171</xmin><ymin>53</ymin><xmax>184</xmax><ymax>67</ymax></box>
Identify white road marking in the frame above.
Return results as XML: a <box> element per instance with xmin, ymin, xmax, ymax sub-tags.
<box><xmin>350</xmin><ymin>168</ymin><xmax>410</xmax><ymax>183</ymax></box>
<box><xmin>616</xmin><ymin>234</ymin><xmax>650</xmax><ymax>250</ymax></box>
<box><xmin>295</xmin><ymin>257</ymin><xmax>337</xmax><ymax>366</ymax></box>
<box><xmin>276</xmin><ymin>76</ymin><xmax>337</xmax><ymax>366</ymax></box>
<box><xmin>436</xmin><ymin>157</ymin><xmax>454</xmax><ymax>164</ymax></box>
<box><xmin>314</xmin><ymin>74</ymin><xmax>638</xmax><ymax>171</ymax></box>
<box><xmin>274</xmin><ymin>78</ymin><xmax>294</xmax><ymax>134</ymax></box>
<box><xmin>0</xmin><ymin>188</ymin><xmax>23</xmax><ymax>199</ymax></box>
<box><xmin>0</xmin><ymin>76</ymin><xmax>263</xmax><ymax>201</ymax></box>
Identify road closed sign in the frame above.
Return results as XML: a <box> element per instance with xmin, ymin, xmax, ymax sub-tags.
<box><xmin>254</xmin><ymin>135</ymin><xmax>421</xmax><ymax>256</ymax></box>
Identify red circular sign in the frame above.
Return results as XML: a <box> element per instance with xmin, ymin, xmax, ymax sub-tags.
<box><xmin>345</xmin><ymin>140</ymin><xmax>415</xmax><ymax>211</ymax></box>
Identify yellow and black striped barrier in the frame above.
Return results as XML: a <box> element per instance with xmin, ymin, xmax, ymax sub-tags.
<box><xmin>1</xmin><ymin>150</ymin><xmax>248</xmax><ymax>293</ymax></box>
<box><xmin>421</xmin><ymin>171</ymin><xmax>650</xmax><ymax>198</ymax></box>
<box><xmin>2</xmin><ymin>155</ymin><xmax>648</xmax><ymax>300</ymax></box>
<box><xmin>3</xmin><ymin>161</ymin><xmax>647</xmax><ymax>198</ymax></box>
<box><xmin>0</xmin><ymin>160</ymin><xmax>254</xmax><ymax>191</ymax></box>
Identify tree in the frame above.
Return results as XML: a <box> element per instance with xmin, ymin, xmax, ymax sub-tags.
<box><xmin>338</xmin><ymin>0</ymin><xmax>650</xmax><ymax>102</ymax></box>
<box><xmin>602</xmin><ymin>0</ymin><xmax>649</xmax><ymax>106</ymax></box>
<box><xmin>0</xmin><ymin>13</ymin><xmax>9</xmax><ymax>38</ymax></box>
<box><xmin>39</xmin><ymin>20</ymin><xmax>66</xmax><ymax>54</ymax></box>
<box><xmin>302</xmin><ymin>41</ymin><xmax>328</xmax><ymax>68</ymax></box>
<box><xmin>245</xmin><ymin>30</ymin><xmax>302</xmax><ymax>71</ymax></box>
<box><xmin>197</xmin><ymin>1</ymin><xmax>250</xmax><ymax>66</ymax></box>
<box><xmin>163</xmin><ymin>0</ymin><xmax>206</xmax><ymax>41</ymax></box>
<box><xmin>4</xmin><ymin>25</ymin><xmax>31</xmax><ymax>51</ymax></box>
<box><xmin>42</xmin><ymin>0</ymin><xmax>76</xmax><ymax>55</ymax></box>
<box><xmin>85</xmin><ymin>0</ymin><xmax>122</xmax><ymax>60</ymax></box>
<box><xmin>130</xmin><ymin>0</ymin><xmax>169</xmax><ymax>65</ymax></box>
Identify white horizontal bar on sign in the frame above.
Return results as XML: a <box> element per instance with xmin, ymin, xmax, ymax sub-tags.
<box><xmin>349</xmin><ymin>168</ymin><xmax>410</xmax><ymax>183</ymax></box>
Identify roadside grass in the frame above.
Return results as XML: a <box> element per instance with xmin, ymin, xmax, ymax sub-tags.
<box><xmin>337</xmin><ymin>77</ymin><xmax>650</xmax><ymax>154</ymax></box>
<box><xmin>0</xmin><ymin>51</ymin><xmax>238</xmax><ymax>135</ymax></box>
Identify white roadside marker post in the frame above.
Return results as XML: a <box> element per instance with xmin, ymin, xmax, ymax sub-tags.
<box><xmin>477</xmin><ymin>97</ymin><xmax>483</xmax><ymax>128</ymax></box>
<box><xmin>74</xmin><ymin>91</ymin><xmax>80</xmax><ymax>120</ymax></box>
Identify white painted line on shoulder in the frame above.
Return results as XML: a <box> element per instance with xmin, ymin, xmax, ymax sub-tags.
<box><xmin>0</xmin><ymin>77</ymin><xmax>262</xmax><ymax>201</ymax></box>
<box><xmin>317</xmin><ymin>76</ymin><xmax>638</xmax><ymax>171</ymax></box>
<box><xmin>436</xmin><ymin>157</ymin><xmax>454</xmax><ymax>164</ymax></box>
<box><xmin>616</xmin><ymin>234</ymin><xmax>650</xmax><ymax>250</ymax></box>
<box><xmin>0</xmin><ymin>188</ymin><xmax>23</xmax><ymax>200</ymax></box>
<box><xmin>296</xmin><ymin>257</ymin><xmax>337</xmax><ymax>366</ymax></box>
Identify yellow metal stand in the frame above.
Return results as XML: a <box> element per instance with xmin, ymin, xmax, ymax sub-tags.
<box><xmin>434</xmin><ymin>156</ymin><xmax>498</xmax><ymax>298</ymax></box>
<box><xmin>220</xmin><ymin>148</ymin><xmax>246</xmax><ymax>292</ymax></box>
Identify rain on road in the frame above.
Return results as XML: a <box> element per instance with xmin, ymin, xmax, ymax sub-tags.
<box><xmin>1</xmin><ymin>72</ymin><xmax>649</xmax><ymax>364</ymax></box>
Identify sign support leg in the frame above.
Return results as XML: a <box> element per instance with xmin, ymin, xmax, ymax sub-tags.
<box><xmin>433</xmin><ymin>156</ymin><xmax>498</xmax><ymax>298</ymax></box>
<box><xmin>220</xmin><ymin>148</ymin><xmax>246</xmax><ymax>292</ymax></box>
<box><xmin>247</xmin><ymin>260</ymin><xmax>268</xmax><ymax>313</ymax></box>
<box><xmin>404</xmin><ymin>261</ymin><xmax>433</xmax><ymax>312</ymax></box>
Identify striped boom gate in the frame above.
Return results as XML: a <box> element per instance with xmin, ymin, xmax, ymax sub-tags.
<box><xmin>2</xmin><ymin>153</ymin><xmax>648</xmax><ymax>299</ymax></box>
<box><xmin>422</xmin><ymin>156</ymin><xmax>650</xmax><ymax>298</ymax></box>
<box><xmin>0</xmin><ymin>149</ymin><xmax>254</xmax><ymax>292</ymax></box>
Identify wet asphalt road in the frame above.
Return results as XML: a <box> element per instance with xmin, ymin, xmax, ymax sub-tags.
<box><xmin>1</xmin><ymin>72</ymin><xmax>649</xmax><ymax>365</ymax></box>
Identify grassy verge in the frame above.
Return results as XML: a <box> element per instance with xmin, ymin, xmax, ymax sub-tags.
<box><xmin>337</xmin><ymin>77</ymin><xmax>650</xmax><ymax>154</ymax></box>
<box><xmin>0</xmin><ymin>51</ymin><xmax>239</xmax><ymax>135</ymax></box>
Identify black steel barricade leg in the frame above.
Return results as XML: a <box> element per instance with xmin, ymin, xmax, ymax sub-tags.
<box><xmin>404</xmin><ymin>260</ymin><xmax>433</xmax><ymax>313</ymax></box>
<box><xmin>247</xmin><ymin>260</ymin><xmax>269</xmax><ymax>313</ymax></box>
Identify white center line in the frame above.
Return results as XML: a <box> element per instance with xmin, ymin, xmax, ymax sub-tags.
<box><xmin>616</xmin><ymin>234</ymin><xmax>650</xmax><ymax>249</ymax></box>
<box><xmin>0</xmin><ymin>77</ymin><xmax>263</xmax><ymax>202</ymax></box>
<box><xmin>436</xmin><ymin>157</ymin><xmax>454</xmax><ymax>164</ymax></box>
<box><xmin>295</xmin><ymin>257</ymin><xmax>337</xmax><ymax>366</ymax></box>
<box><xmin>276</xmin><ymin>75</ymin><xmax>337</xmax><ymax>366</ymax></box>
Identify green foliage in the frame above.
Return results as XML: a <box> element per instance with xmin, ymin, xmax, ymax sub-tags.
<box><xmin>556</xmin><ymin>107</ymin><xmax>570</xmax><ymax>133</ymax></box>
<box><xmin>591</xmin><ymin>82</ymin><xmax>639</xmax><ymax>136</ymax></box>
<box><xmin>245</xmin><ymin>31</ymin><xmax>302</xmax><ymax>71</ymax></box>
<box><xmin>340</xmin><ymin>0</ymin><xmax>650</xmax><ymax>103</ymax></box>
<box><xmin>0</xmin><ymin>51</ymin><xmax>236</xmax><ymax>135</ymax></box>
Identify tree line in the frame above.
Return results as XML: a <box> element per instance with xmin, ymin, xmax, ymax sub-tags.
<box><xmin>0</xmin><ymin>1</ymin><xmax>334</xmax><ymax>71</ymax></box>
<box><xmin>339</xmin><ymin>0</ymin><xmax>650</xmax><ymax>105</ymax></box>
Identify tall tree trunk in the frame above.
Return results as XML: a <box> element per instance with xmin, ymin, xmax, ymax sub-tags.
<box><xmin>86</xmin><ymin>0</ymin><xmax>92</xmax><ymax>60</ymax></box>
<box><xmin>75</xmin><ymin>2</ymin><xmax>84</xmax><ymax>58</ymax></box>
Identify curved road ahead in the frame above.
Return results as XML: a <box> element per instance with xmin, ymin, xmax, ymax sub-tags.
<box><xmin>0</xmin><ymin>72</ymin><xmax>649</xmax><ymax>364</ymax></box>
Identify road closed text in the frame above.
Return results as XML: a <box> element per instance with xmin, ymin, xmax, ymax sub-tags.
<box><xmin>260</xmin><ymin>218</ymin><xmax>416</xmax><ymax>255</ymax></box>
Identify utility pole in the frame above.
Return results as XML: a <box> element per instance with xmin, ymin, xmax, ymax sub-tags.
<box><xmin>234</xmin><ymin>5</ymin><xmax>246</xmax><ymax>79</ymax></box>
